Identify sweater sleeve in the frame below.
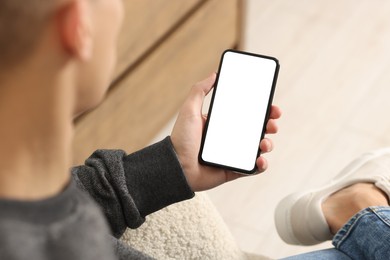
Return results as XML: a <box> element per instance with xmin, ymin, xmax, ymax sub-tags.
<box><xmin>71</xmin><ymin>136</ymin><xmax>195</xmax><ymax>238</ymax></box>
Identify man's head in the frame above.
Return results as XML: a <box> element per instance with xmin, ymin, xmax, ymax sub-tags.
<box><xmin>0</xmin><ymin>0</ymin><xmax>124</xmax><ymax>115</ymax></box>
<box><xmin>0</xmin><ymin>1</ymin><xmax>53</xmax><ymax>68</ymax></box>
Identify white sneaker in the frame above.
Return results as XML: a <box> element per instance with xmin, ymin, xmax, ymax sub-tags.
<box><xmin>274</xmin><ymin>148</ymin><xmax>390</xmax><ymax>245</ymax></box>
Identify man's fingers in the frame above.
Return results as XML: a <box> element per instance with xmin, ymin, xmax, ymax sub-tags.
<box><xmin>260</xmin><ymin>138</ymin><xmax>273</xmax><ymax>153</ymax></box>
<box><xmin>269</xmin><ymin>105</ymin><xmax>282</xmax><ymax>119</ymax></box>
<box><xmin>256</xmin><ymin>156</ymin><xmax>268</xmax><ymax>173</ymax></box>
<box><xmin>266</xmin><ymin>119</ymin><xmax>278</xmax><ymax>134</ymax></box>
<box><xmin>191</xmin><ymin>73</ymin><xmax>215</xmax><ymax>98</ymax></box>
<box><xmin>185</xmin><ymin>73</ymin><xmax>216</xmax><ymax>111</ymax></box>
<box><xmin>195</xmin><ymin>72</ymin><xmax>217</xmax><ymax>93</ymax></box>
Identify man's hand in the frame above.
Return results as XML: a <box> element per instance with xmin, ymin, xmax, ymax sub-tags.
<box><xmin>171</xmin><ymin>73</ymin><xmax>282</xmax><ymax>192</ymax></box>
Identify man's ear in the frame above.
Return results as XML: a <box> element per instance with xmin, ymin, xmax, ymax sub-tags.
<box><xmin>57</xmin><ymin>0</ymin><xmax>93</xmax><ymax>61</ymax></box>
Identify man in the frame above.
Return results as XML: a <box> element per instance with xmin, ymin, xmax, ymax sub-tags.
<box><xmin>0</xmin><ymin>0</ymin><xmax>281</xmax><ymax>259</ymax></box>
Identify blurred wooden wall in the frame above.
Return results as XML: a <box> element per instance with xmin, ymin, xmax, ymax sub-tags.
<box><xmin>73</xmin><ymin>0</ymin><xmax>244</xmax><ymax>165</ymax></box>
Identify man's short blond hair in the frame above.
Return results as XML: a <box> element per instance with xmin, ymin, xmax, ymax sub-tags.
<box><xmin>0</xmin><ymin>1</ymin><xmax>59</xmax><ymax>68</ymax></box>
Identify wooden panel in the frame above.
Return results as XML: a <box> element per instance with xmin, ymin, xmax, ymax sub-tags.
<box><xmin>115</xmin><ymin>0</ymin><xmax>202</xmax><ymax>78</ymax></box>
<box><xmin>73</xmin><ymin>0</ymin><xmax>240</xmax><ymax>165</ymax></box>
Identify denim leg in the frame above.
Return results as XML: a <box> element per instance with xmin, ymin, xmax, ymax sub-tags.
<box><xmin>280</xmin><ymin>248</ymin><xmax>351</xmax><ymax>260</ymax></box>
<box><xmin>280</xmin><ymin>206</ymin><xmax>390</xmax><ymax>259</ymax></box>
<box><xmin>332</xmin><ymin>206</ymin><xmax>390</xmax><ymax>260</ymax></box>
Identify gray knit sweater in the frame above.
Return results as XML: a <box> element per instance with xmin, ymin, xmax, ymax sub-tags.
<box><xmin>0</xmin><ymin>137</ymin><xmax>195</xmax><ymax>259</ymax></box>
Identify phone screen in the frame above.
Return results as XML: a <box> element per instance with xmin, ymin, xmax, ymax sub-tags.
<box><xmin>199</xmin><ymin>50</ymin><xmax>279</xmax><ymax>174</ymax></box>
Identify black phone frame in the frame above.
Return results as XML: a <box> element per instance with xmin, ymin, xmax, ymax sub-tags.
<box><xmin>198</xmin><ymin>49</ymin><xmax>280</xmax><ymax>174</ymax></box>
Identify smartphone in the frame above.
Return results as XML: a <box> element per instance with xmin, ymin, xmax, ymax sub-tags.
<box><xmin>198</xmin><ymin>49</ymin><xmax>279</xmax><ymax>174</ymax></box>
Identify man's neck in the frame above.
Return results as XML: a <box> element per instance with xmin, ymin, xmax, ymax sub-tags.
<box><xmin>0</xmin><ymin>64</ymin><xmax>74</xmax><ymax>201</ymax></box>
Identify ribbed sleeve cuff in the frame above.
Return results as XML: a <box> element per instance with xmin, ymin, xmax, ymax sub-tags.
<box><xmin>123</xmin><ymin>136</ymin><xmax>195</xmax><ymax>218</ymax></box>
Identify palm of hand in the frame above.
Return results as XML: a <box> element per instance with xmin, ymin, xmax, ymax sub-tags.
<box><xmin>171</xmin><ymin>74</ymin><xmax>243</xmax><ymax>192</ymax></box>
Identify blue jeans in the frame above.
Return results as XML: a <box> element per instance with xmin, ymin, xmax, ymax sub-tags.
<box><xmin>281</xmin><ymin>206</ymin><xmax>390</xmax><ymax>260</ymax></box>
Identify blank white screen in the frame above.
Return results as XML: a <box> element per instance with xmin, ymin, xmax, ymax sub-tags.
<box><xmin>201</xmin><ymin>51</ymin><xmax>277</xmax><ymax>172</ymax></box>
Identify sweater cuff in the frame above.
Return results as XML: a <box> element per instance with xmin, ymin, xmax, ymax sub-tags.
<box><xmin>123</xmin><ymin>136</ymin><xmax>195</xmax><ymax>218</ymax></box>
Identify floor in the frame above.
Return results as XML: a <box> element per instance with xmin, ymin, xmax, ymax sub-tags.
<box><xmin>152</xmin><ymin>0</ymin><xmax>390</xmax><ymax>258</ymax></box>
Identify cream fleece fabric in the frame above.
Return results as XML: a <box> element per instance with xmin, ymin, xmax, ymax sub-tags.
<box><xmin>121</xmin><ymin>192</ymin><xmax>271</xmax><ymax>260</ymax></box>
